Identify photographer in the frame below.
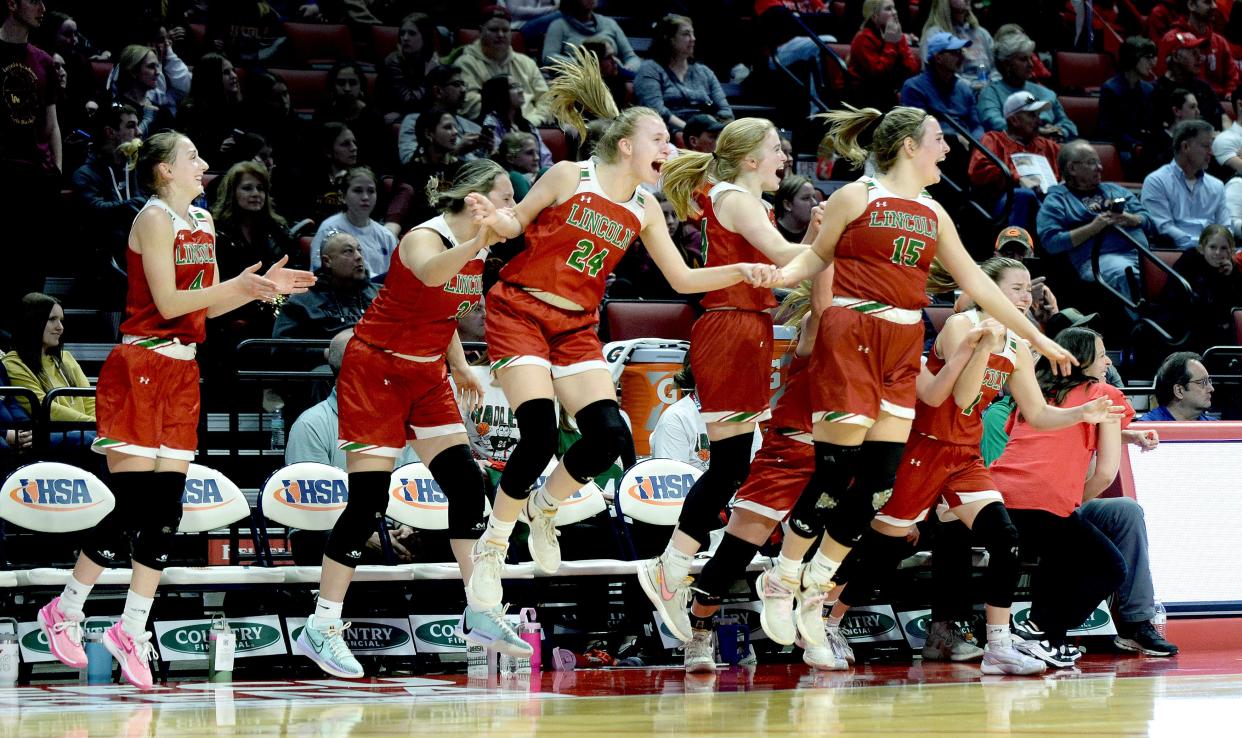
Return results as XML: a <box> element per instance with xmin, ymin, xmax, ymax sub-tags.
<box><xmin>1037</xmin><ymin>140</ymin><xmax>1155</xmax><ymax>301</ymax></box>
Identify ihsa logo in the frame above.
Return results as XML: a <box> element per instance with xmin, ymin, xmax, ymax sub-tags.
<box><xmin>393</xmin><ymin>478</ymin><xmax>447</xmax><ymax>509</ymax></box>
<box><xmin>414</xmin><ymin>620</ymin><xmax>465</xmax><ymax>648</ymax></box>
<box><xmin>274</xmin><ymin>479</ymin><xmax>349</xmax><ymax>511</ymax></box>
<box><xmin>182</xmin><ymin>478</ymin><xmax>228</xmax><ymax>508</ymax></box>
<box><xmin>626</xmin><ymin>474</ymin><xmax>696</xmax><ymax>506</ymax></box>
<box><xmin>9</xmin><ymin>478</ymin><xmax>101</xmax><ymax>511</ymax></box>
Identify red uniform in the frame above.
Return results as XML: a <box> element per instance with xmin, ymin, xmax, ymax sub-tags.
<box><xmin>992</xmin><ymin>382</ymin><xmax>1134</xmax><ymax>517</ymax></box>
<box><xmin>93</xmin><ymin>199</ymin><xmax>216</xmax><ymax>460</ymax></box>
<box><xmin>339</xmin><ymin>216</ymin><xmax>485</xmax><ymax>455</ymax></box>
<box><xmin>690</xmin><ymin>182</ymin><xmax>778</xmax><ymax>423</ymax></box>
<box><xmin>811</xmin><ymin>178</ymin><xmax>937</xmax><ymax>425</ymax></box>
<box><xmin>488</xmin><ymin>159</ymin><xmax>647</xmax><ymax>377</ymax></box>
<box><xmin>877</xmin><ymin>312</ymin><xmax>1020</xmax><ymax>526</ymax></box>
<box><xmin>733</xmin><ymin>356</ymin><xmax>815</xmax><ymax>521</ymax></box>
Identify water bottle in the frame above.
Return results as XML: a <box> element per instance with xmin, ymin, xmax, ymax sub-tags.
<box><xmin>208</xmin><ymin>614</ymin><xmax>236</xmax><ymax>683</ymax></box>
<box><xmin>976</xmin><ymin>62</ymin><xmax>989</xmax><ymax>86</ymax></box>
<box><xmin>518</xmin><ymin>608</ymin><xmax>542</xmax><ymax>674</ymax></box>
<box><xmin>83</xmin><ymin>631</ymin><xmax>113</xmax><ymax>684</ymax></box>
<box><xmin>0</xmin><ymin>622</ymin><xmax>18</xmax><ymax>687</ymax></box>
<box><xmin>1152</xmin><ymin>600</ymin><xmax>1167</xmax><ymax>638</ymax></box>
<box><xmin>269</xmin><ymin>413</ymin><xmax>285</xmax><ymax>450</ymax></box>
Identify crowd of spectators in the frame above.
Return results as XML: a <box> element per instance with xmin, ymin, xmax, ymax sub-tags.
<box><xmin>4</xmin><ymin>0</ymin><xmax>1242</xmax><ymax>448</ymax></box>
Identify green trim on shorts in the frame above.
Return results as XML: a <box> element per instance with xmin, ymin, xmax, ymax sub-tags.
<box><xmin>820</xmin><ymin>411</ymin><xmax>862</xmax><ymax>423</ymax></box>
<box><xmin>339</xmin><ymin>441</ymin><xmax>380</xmax><ymax>453</ymax></box>
<box><xmin>490</xmin><ymin>356</ymin><xmax>518</xmax><ymax>372</ymax></box>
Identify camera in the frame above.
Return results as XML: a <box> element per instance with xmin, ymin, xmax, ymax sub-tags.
<box><xmin>1107</xmin><ymin>197</ymin><xmax>1127</xmax><ymax>214</ymax></box>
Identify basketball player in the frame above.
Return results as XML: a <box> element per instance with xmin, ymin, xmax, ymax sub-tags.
<box><xmin>294</xmin><ymin>160</ymin><xmax>533</xmax><ymax>678</ymax></box>
<box><xmin>37</xmin><ymin>132</ymin><xmax>315</xmax><ymax>689</ymax></box>
<box><xmin>461</xmin><ymin>46</ymin><xmax>778</xmax><ymax>610</ymax></box>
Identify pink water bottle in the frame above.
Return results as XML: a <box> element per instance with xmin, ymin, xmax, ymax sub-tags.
<box><xmin>519</xmin><ymin>607</ymin><xmax>542</xmax><ymax>673</ymax></box>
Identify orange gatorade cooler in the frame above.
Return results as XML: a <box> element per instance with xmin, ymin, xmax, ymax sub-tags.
<box><xmin>618</xmin><ymin>344</ymin><xmax>688</xmax><ymax>455</ymax></box>
<box><xmin>769</xmin><ymin>323</ymin><xmax>798</xmax><ymax>409</ymax></box>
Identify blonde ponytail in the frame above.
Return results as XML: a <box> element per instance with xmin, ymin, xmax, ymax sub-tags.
<box><xmin>543</xmin><ymin>44</ymin><xmax>620</xmax><ymax>140</ymax></box>
<box><xmin>817</xmin><ymin>104</ymin><xmax>930</xmax><ymax>174</ymax></box>
<box><xmin>659</xmin><ymin>151</ymin><xmax>715</xmax><ymax>220</ymax></box>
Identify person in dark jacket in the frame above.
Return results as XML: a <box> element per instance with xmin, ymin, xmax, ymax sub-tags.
<box><xmin>1160</xmin><ymin>224</ymin><xmax>1242</xmax><ymax>351</ymax></box>
<box><xmin>71</xmin><ymin>103</ymin><xmax>145</xmax><ymax>265</ymax></box>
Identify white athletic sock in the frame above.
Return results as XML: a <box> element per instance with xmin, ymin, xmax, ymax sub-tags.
<box><xmin>803</xmin><ymin>550</ymin><xmax>841</xmax><ymax>589</ymax></box>
<box><xmin>58</xmin><ymin>575</ymin><xmax>93</xmax><ymax>618</ymax></box>
<box><xmin>315</xmin><ymin>596</ymin><xmax>344</xmax><ymax>623</ymax></box>
<box><xmin>660</xmin><ymin>542</ymin><xmax>694</xmax><ymax>584</ymax></box>
<box><xmin>775</xmin><ymin>554</ymin><xmax>802</xmax><ymax>583</ymax></box>
<box><xmin>121</xmin><ymin>591</ymin><xmax>155</xmax><ymax>638</ymax></box>
<box><xmin>530</xmin><ymin>486</ymin><xmax>559</xmax><ymax>514</ymax></box>
<box><xmin>481</xmin><ymin>516</ymin><xmax>515</xmax><ymax>548</ymax></box>
<box><xmin>986</xmin><ymin>623</ymin><xmax>1009</xmax><ymax>646</ymax></box>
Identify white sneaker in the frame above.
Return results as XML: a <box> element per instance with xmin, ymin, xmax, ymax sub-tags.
<box><xmin>466</xmin><ymin>539</ymin><xmax>507</xmax><ymax>610</ymax></box>
<box><xmin>755</xmin><ymin>569</ymin><xmax>798</xmax><ymax>646</ymax></box>
<box><xmin>981</xmin><ymin>636</ymin><xmax>1047</xmax><ymax>676</ymax></box>
<box><xmin>825</xmin><ymin>626</ymin><xmax>855</xmax><ymax>665</ymax></box>
<box><xmin>799</xmin><ymin>636</ymin><xmax>848</xmax><ymax>671</ymax></box>
<box><xmin>794</xmin><ymin>578</ymin><xmax>830</xmax><ymax>649</ymax></box>
<box><xmin>637</xmin><ymin>557</ymin><xmax>693</xmax><ymax>643</ymax></box>
<box><xmin>683</xmin><ymin>629</ymin><xmax>717</xmax><ymax>674</ymax></box>
<box><xmin>523</xmin><ymin>497</ymin><xmax>561</xmax><ymax>574</ymax></box>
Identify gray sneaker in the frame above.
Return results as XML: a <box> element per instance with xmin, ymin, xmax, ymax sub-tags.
<box><xmin>825</xmin><ymin>626</ymin><xmax>855</xmax><ymax>665</ymax></box>
<box><xmin>921</xmin><ymin>620</ymin><xmax>984</xmax><ymax>662</ymax></box>
<box><xmin>683</xmin><ymin>629</ymin><xmax>717</xmax><ymax>674</ymax></box>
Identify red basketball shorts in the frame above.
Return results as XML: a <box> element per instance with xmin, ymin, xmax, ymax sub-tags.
<box><xmin>486</xmin><ymin>282</ymin><xmax>606</xmax><ymax>378</ymax></box>
<box><xmin>731</xmin><ymin>432</ymin><xmax>815</xmax><ymax>522</ymax></box>
<box><xmin>875</xmin><ymin>432</ymin><xmax>1002</xmax><ymax>527</ymax></box>
<box><xmin>337</xmin><ymin>338</ymin><xmax>465</xmax><ymax>457</ymax></box>
<box><xmin>690</xmin><ymin>309</ymin><xmax>774</xmax><ymax>424</ymax></box>
<box><xmin>92</xmin><ymin>344</ymin><xmax>200</xmax><ymax>460</ymax></box>
<box><xmin>810</xmin><ymin>305</ymin><xmax>923</xmax><ymax>427</ymax></box>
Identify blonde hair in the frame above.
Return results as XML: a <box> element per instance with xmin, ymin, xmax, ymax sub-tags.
<box><xmin>118</xmin><ymin>131</ymin><xmax>186</xmax><ymax>194</ymax></box>
<box><xmin>818</xmin><ymin>104</ymin><xmax>930</xmax><ymax>174</ymax></box>
<box><xmin>925</xmin><ymin>255</ymin><xmax>1026</xmax><ymax>293</ymax></box>
<box><xmin>425</xmin><ymin>158</ymin><xmax>506</xmax><ymax>213</ymax></box>
<box><xmin>776</xmin><ymin>280</ymin><xmax>814</xmax><ymax>327</ymax></box>
<box><xmin>922</xmin><ymin>0</ymin><xmax>979</xmax><ymax>41</ymax></box>
<box><xmin>861</xmin><ymin>0</ymin><xmax>889</xmax><ymax>27</ymax></box>
<box><xmin>117</xmin><ymin>44</ymin><xmax>156</xmax><ymax>88</ymax></box>
<box><xmin>543</xmin><ymin>44</ymin><xmax>662</xmax><ymax>162</ymax></box>
<box><xmin>661</xmin><ymin>117</ymin><xmax>777</xmax><ymax>220</ymax></box>
<box><xmin>212</xmin><ymin>160</ymin><xmax>286</xmax><ymax>227</ymax></box>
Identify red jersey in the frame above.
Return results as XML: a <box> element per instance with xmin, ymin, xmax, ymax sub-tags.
<box><xmin>771</xmin><ymin>355</ymin><xmax>812</xmax><ymax>438</ymax></box>
<box><xmin>119</xmin><ymin>199</ymin><xmax>216</xmax><ymax>345</ymax></box>
<box><xmin>500</xmin><ymin>159</ymin><xmax>647</xmax><ymax>310</ymax></box>
<box><xmin>832</xmin><ymin>178</ymin><xmax>938</xmax><ymax>311</ymax></box>
<box><xmin>912</xmin><ymin>310</ymin><xmax>1020</xmax><ymax>446</ymax></box>
<box><xmin>696</xmin><ymin>183</ymin><xmax>778</xmax><ymax>312</ymax></box>
<box><xmin>990</xmin><ymin>381</ymin><xmax>1135</xmax><ymax>517</ymax></box>
<box><xmin>354</xmin><ymin>215</ymin><xmax>485</xmax><ymax>356</ymax></box>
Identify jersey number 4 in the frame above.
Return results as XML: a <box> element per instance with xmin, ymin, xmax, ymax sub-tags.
<box><xmin>566</xmin><ymin>239</ymin><xmax>608</xmax><ymax>277</ymax></box>
<box><xmin>889</xmin><ymin>236</ymin><xmax>927</xmax><ymax>267</ymax></box>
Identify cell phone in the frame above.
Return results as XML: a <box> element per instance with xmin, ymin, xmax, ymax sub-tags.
<box><xmin>1107</xmin><ymin>197</ymin><xmax>1127</xmax><ymax>214</ymax></box>
<box><xmin>1031</xmin><ymin>282</ymin><xmax>1046</xmax><ymax>305</ymax></box>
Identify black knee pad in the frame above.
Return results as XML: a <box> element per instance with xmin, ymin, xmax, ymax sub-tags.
<box><xmin>824</xmin><ymin>441</ymin><xmax>904</xmax><ymax>546</ymax></box>
<box><xmin>81</xmin><ymin>471</ymin><xmax>148</xmax><ymax>568</ymax></box>
<box><xmin>677</xmin><ymin>433</ymin><xmax>755</xmax><ymax>549</ymax></box>
<box><xmin>498</xmin><ymin>398</ymin><xmax>558</xmax><ymax>499</ymax></box>
<box><xmin>324</xmin><ymin>471</ymin><xmax>390</xmax><ymax>566</ymax></box>
<box><xmin>428</xmin><ymin>444</ymin><xmax>487</xmax><ymax>539</ymax></box>
<box><xmin>693</xmin><ymin>532</ymin><xmax>761</xmax><ymax>608</ymax></box>
<box><xmin>839</xmin><ymin>528</ymin><xmax>914</xmax><ymax>607</ymax></box>
<box><xmin>787</xmin><ymin>442</ymin><xmax>863</xmax><ymax>540</ymax></box>
<box><xmin>563</xmin><ymin>399</ymin><xmax>632</xmax><ymax>484</ymax></box>
<box><xmin>972</xmin><ymin>502</ymin><xmax>1020</xmax><ymax>609</ymax></box>
<box><xmin>131</xmin><ymin>471</ymin><xmax>186</xmax><ymax>571</ymax></box>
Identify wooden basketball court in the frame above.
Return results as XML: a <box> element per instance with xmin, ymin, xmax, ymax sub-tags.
<box><xmin>6</xmin><ymin>639</ymin><xmax>1241</xmax><ymax>737</ymax></box>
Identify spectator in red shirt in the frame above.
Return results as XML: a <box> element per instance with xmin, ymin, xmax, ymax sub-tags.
<box><xmin>989</xmin><ymin>326</ymin><xmax>1130</xmax><ymax>668</ymax></box>
<box><xmin>848</xmin><ymin>0</ymin><xmax>921</xmax><ymax>110</ymax></box>
<box><xmin>970</xmin><ymin>92</ymin><xmax>1061</xmax><ymax>230</ymax></box>
<box><xmin>1148</xmin><ymin>0</ymin><xmax>1189</xmax><ymax>41</ymax></box>
<box><xmin>1171</xmin><ymin>0</ymin><xmax>1239</xmax><ymax>99</ymax></box>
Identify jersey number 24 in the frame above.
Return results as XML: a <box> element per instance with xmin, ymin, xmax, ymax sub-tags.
<box><xmin>566</xmin><ymin>239</ymin><xmax>609</xmax><ymax>277</ymax></box>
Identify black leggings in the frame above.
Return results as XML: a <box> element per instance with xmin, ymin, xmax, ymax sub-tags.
<box><xmin>1008</xmin><ymin>508</ymin><xmax>1127</xmax><ymax>642</ymax></box>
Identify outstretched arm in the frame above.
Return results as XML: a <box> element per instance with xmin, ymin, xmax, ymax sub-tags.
<box><xmin>778</xmin><ymin>182</ymin><xmax>867</xmax><ymax>286</ymax></box>
<box><xmin>716</xmin><ymin>190</ymin><xmax>808</xmax><ymax>267</ymax></box>
<box><xmin>916</xmin><ymin>318</ymin><xmax>1003</xmax><ymax>408</ymax></box>
<box><xmin>1007</xmin><ymin>348</ymin><xmax>1125</xmax><ymax>430</ymax></box>
<box><xmin>402</xmin><ymin>225</ymin><xmax>498</xmax><ymax>287</ymax></box>
<box><xmin>640</xmin><ymin>197</ymin><xmax>779</xmax><ymax>294</ymax></box>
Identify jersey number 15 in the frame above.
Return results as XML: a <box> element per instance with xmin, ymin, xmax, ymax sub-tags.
<box><xmin>890</xmin><ymin>236</ymin><xmax>927</xmax><ymax>267</ymax></box>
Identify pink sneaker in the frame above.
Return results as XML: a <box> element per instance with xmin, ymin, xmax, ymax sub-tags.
<box><xmin>102</xmin><ymin>623</ymin><xmax>156</xmax><ymax>690</ymax></box>
<box><xmin>36</xmin><ymin>597</ymin><xmax>87</xmax><ymax>669</ymax></box>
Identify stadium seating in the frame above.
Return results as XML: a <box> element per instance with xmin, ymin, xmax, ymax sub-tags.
<box><xmin>1140</xmin><ymin>249</ymin><xmax>1182</xmax><ymax>299</ymax></box>
<box><xmin>282</xmin><ymin>23</ymin><xmax>356</xmax><ymax>68</ymax></box>
<box><xmin>369</xmin><ymin>25</ymin><xmax>400</xmax><ymax>63</ymax></box>
<box><xmin>269</xmin><ymin>68</ymin><xmax>329</xmax><ymax>114</ymax></box>
<box><xmin>1234</xmin><ymin>308</ymin><xmax>1242</xmax><ymax>345</ymax></box>
<box><xmin>1060</xmin><ymin>96</ymin><xmax>1100</xmax><ymax>141</ymax></box>
<box><xmin>925</xmin><ymin>305</ymin><xmax>954</xmax><ymax>336</ymax></box>
<box><xmin>1054</xmin><ymin>51</ymin><xmax>1115</xmax><ymax>95</ymax></box>
<box><xmin>601</xmin><ymin>300</ymin><xmax>696</xmax><ymax>342</ymax></box>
